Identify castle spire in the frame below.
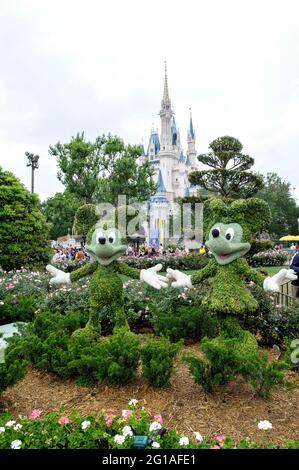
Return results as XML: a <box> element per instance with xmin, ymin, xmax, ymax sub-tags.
<box><xmin>161</xmin><ymin>61</ymin><xmax>171</xmax><ymax>108</ymax></box>
<box><xmin>188</xmin><ymin>108</ymin><xmax>195</xmax><ymax>140</ymax></box>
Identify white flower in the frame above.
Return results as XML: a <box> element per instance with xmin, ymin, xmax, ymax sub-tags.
<box><xmin>179</xmin><ymin>436</ymin><xmax>189</xmax><ymax>446</ymax></box>
<box><xmin>128</xmin><ymin>399</ymin><xmax>138</xmax><ymax>406</ymax></box>
<box><xmin>122</xmin><ymin>425</ymin><xmax>133</xmax><ymax>437</ymax></box>
<box><xmin>152</xmin><ymin>441</ymin><xmax>160</xmax><ymax>448</ymax></box>
<box><xmin>149</xmin><ymin>421</ymin><xmax>162</xmax><ymax>432</ymax></box>
<box><xmin>114</xmin><ymin>434</ymin><xmax>126</xmax><ymax>445</ymax></box>
<box><xmin>194</xmin><ymin>432</ymin><xmax>203</xmax><ymax>442</ymax></box>
<box><xmin>258</xmin><ymin>420</ymin><xmax>273</xmax><ymax>430</ymax></box>
<box><xmin>81</xmin><ymin>420</ymin><xmax>91</xmax><ymax>430</ymax></box>
<box><xmin>0</xmin><ymin>427</ymin><xmax>5</xmax><ymax>433</ymax></box>
<box><xmin>5</xmin><ymin>420</ymin><xmax>16</xmax><ymax>427</ymax></box>
<box><xmin>11</xmin><ymin>439</ymin><xmax>22</xmax><ymax>449</ymax></box>
<box><xmin>13</xmin><ymin>424</ymin><xmax>22</xmax><ymax>431</ymax></box>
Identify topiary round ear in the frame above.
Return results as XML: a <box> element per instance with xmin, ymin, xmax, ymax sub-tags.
<box><xmin>203</xmin><ymin>197</ymin><xmax>229</xmax><ymax>237</ymax></box>
<box><xmin>230</xmin><ymin>198</ymin><xmax>272</xmax><ymax>237</ymax></box>
<box><xmin>74</xmin><ymin>204</ymin><xmax>98</xmax><ymax>237</ymax></box>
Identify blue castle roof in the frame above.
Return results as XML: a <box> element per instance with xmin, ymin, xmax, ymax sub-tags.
<box><xmin>147</xmin><ymin>131</ymin><xmax>160</xmax><ymax>156</ymax></box>
<box><xmin>157</xmin><ymin>169</ymin><xmax>166</xmax><ymax>192</ymax></box>
<box><xmin>179</xmin><ymin>150</ymin><xmax>185</xmax><ymax>163</ymax></box>
<box><xmin>189</xmin><ymin>115</ymin><xmax>195</xmax><ymax>140</ymax></box>
<box><xmin>185</xmin><ymin>154</ymin><xmax>192</xmax><ymax>166</ymax></box>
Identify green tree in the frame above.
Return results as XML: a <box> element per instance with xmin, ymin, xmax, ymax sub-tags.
<box><xmin>49</xmin><ymin>133</ymin><xmax>156</xmax><ymax>204</ymax></box>
<box><xmin>0</xmin><ymin>167</ymin><xmax>51</xmax><ymax>271</ymax></box>
<box><xmin>189</xmin><ymin>136</ymin><xmax>264</xmax><ymax>198</ymax></box>
<box><xmin>256</xmin><ymin>173</ymin><xmax>299</xmax><ymax>238</ymax></box>
<box><xmin>41</xmin><ymin>191</ymin><xmax>83</xmax><ymax>240</ymax></box>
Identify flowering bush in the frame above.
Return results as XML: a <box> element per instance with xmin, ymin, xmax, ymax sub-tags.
<box><xmin>249</xmin><ymin>249</ymin><xmax>287</xmax><ymax>268</ymax></box>
<box><xmin>0</xmin><ymin>404</ymin><xmax>298</xmax><ymax>449</ymax></box>
<box><xmin>124</xmin><ymin>253</ymin><xmax>209</xmax><ymax>271</ymax></box>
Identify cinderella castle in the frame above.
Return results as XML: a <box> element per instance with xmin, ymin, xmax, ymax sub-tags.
<box><xmin>138</xmin><ymin>64</ymin><xmax>199</xmax><ymax>247</ymax></box>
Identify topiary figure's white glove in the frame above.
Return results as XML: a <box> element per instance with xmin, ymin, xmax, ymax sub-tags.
<box><xmin>263</xmin><ymin>268</ymin><xmax>297</xmax><ymax>292</ymax></box>
<box><xmin>46</xmin><ymin>265</ymin><xmax>71</xmax><ymax>287</ymax></box>
<box><xmin>166</xmin><ymin>268</ymin><xmax>193</xmax><ymax>288</ymax></box>
<box><xmin>140</xmin><ymin>263</ymin><xmax>168</xmax><ymax>290</ymax></box>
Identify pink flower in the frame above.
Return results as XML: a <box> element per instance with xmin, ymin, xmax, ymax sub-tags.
<box><xmin>216</xmin><ymin>435</ymin><xmax>226</xmax><ymax>442</ymax></box>
<box><xmin>211</xmin><ymin>445</ymin><xmax>221</xmax><ymax>449</ymax></box>
<box><xmin>58</xmin><ymin>416</ymin><xmax>70</xmax><ymax>426</ymax></box>
<box><xmin>105</xmin><ymin>414</ymin><xmax>115</xmax><ymax>427</ymax></box>
<box><xmin>29</xmin><ymin>409</ymin><xmax>43</xmax><ymax>420</ymax></box>
<box><xmin>154</xmin><ymin>413</ymin><xmax>163</xmax><ymax>425</ymax></box>
<box><xmin>122</xmin><ymin>410</ymin><xmax>132</xmax><ymax>421</ymax></box>
<box><xmin>6</xmin><ymin>283</ymin><xmax>14</xmax><ymax>290</ymax></box>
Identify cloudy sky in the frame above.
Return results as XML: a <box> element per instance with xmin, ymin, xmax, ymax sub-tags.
<box><xmin>0</xmin><ymin>0</ymin><xmax>299</xmax><ymax>201</ymax></box>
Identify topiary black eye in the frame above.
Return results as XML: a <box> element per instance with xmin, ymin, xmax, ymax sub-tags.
<box><xmin>98</xmin><ymin>237</ymin><xmax>106</xmax><ymax>245</ymax></box>
<box><xmin>108</xmin><ymin>237</ymin><xmax>114</xmax><ymax>244</ymax></box>
<box><xmin>226</xmin><ymin>233</ymin><xmax>231</xmax><ymax>240</ymax></box>
<box><xmin>212</xmin><ymin>228</ymin><xmax>220</xmax><ymax>238</ymax></box>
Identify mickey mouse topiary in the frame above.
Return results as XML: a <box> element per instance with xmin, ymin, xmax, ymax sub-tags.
<box><xmin>47</xmin><ymin>205</ymin><xmax>168</xmax><ymax>339</ymax></box>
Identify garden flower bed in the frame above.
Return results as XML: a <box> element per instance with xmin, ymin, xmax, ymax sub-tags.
<box><xmin>1</xmin><ymin>343</ymin><xmax>299</xmax><ymax>448</ymax></box>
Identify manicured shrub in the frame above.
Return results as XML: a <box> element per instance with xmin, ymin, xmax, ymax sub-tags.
<box><xmin>152</xmin><ymin>305</ymin><xmax>219</xmax><ymax>342</ymax></box>
<box><xmin>0</xmin><ymin>294</ymin><xmax>37</xmax><ymax>324</ymax></box>
<box><xmin>184</xmin><ymin>319</ymin><xmax>287</xmax><ymax>397</ymax></box>
<box><xmin>0</xmin><ymin>335</ymin><xmax>28</xmax><ymax>392</ymax></box>
<box><xmin>141</xmin><ymin>337</ymin><xmax>181</xmax><ymax>387</ymax></box>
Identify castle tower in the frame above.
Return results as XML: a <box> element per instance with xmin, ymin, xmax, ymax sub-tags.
<box><xmin>187</xmin><ymin>110</ymin><xmax>197</xmax><ymax>170</ymax></box>
<box><xmin>158</xmin><ymin>62</ymin><xmax>176</xmax><ymax>202</ymax></box>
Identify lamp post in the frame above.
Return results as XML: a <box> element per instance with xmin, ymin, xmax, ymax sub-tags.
<box><xmin>25</xmin><ymin>152</ymin><xmax>39</xmax><ymax>194</ymax></box>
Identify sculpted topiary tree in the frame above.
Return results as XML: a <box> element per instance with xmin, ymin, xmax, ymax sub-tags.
<box><xmin>189</xmin><ymin>136</ymin><xmax>264</xmax><ymax>198</ymax></box>
<box><xmin>0</xmin><ymin>167</ymin><xmax>51</xmax><ymax>271</ymax></box>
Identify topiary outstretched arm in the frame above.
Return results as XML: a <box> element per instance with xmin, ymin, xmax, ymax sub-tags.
<box><xmin>69</xmin><ymin>261</ymin><xmax>98</xmax><ymax>282</ymax></box>
<box><xmin>167</xmin><ymin>259</ymin><xmax>217</xmax><ymax>288</ymax></box>
<box><xmin>114</xmin><ymin>262</ymin><xmax>140</xmax><ymax>280</ymax></box>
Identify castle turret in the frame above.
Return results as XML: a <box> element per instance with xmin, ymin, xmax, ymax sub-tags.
<box><xmin>187</xmin><ymin>110</ymin><xmax>197</xmax><ymax>170</ymax></box>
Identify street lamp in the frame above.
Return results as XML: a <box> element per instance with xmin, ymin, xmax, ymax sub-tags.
<box><xmin>25</xmin><ymin>152</ymin><xmax>40</xmax><ymax>194</ymax></box>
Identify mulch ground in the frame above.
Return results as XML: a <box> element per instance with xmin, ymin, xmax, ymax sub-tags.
<box><xmin>1</xmin><ymin>344</ymin><xmax>298</xmax><ymax>446</ymax></box>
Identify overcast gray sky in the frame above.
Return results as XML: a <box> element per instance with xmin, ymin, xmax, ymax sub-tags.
<box><xmin>0</xmin><ymin>0</ymin><xmax>299</xmax><ymax>201</ymax></box>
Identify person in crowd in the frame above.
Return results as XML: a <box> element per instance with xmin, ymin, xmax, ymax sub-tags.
<box><xmin>290</xmin><ymin>249</ymin><xmax>299</xmax><ymax>298</ymax></box>
<box><xmin>199</xmin><ymin>244</ymin><xmax>206</xmax><ymax>255</ymax></box>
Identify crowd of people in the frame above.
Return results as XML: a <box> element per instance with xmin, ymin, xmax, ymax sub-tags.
<box><xmin>52</xmin><ymin>245</ymin><xmax>89</xmax><ymax>262</ymax></box>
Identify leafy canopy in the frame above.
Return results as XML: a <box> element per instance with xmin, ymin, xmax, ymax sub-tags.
<box><xmin>0</xmin><ymin>166</ymin><xmax>51</xmax><ymax>270</ymax></box>
<box><xmin>189</xmin><ymin>136</ymin><xmax>264</xmax><ymax>198</ymax></box>
<box><xmin>49</xmin><ymin>133</ymin><xmax>157</xmax><ymax>204</ymax></box>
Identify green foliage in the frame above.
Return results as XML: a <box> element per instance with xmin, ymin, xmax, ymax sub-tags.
<box><xmin>0</xmin><ymin>293</ymin><xmax>37</xmax><ymax>324</ymax></box>
<box><xmin>248</xmin><ymin>239</ymin><xmax>274</xmax><ymax>256</ymax></box>
<box><xmin>41</xmin><ymin>191</ymin><xmax>83</xmax><ymax>240</ymax></box>
<box><xmin>257</xmin><ymin>173</ymin><xmax>299</xmax><ymax>239</ymax></box>
<box><xmin>0</xmin><ymin>167</ymin><xmax>52</xmax><ymax>271</ymax></box>
<box><xmin>74</xmin><ymin>204</ymin><xmax>99</xmax><ymax>238</ymax></box>
<box><xmin>243</xmin><ymin>285</ymin><xmax>299</xmax><ymax>346</ymax></box>
<box><xmin>203</xmin><ymin>197</ymin><xmax>272</xmax><ymax>241</ymax></box>
<box><xmin>152</xmin><ymin>305</ymin><xmax>219</xmax><ymax>343</ymax></box>
<box><xmin>49</xmin><ymin>133</ymin><xmax>156</xmax><ymax>204</ymax></box>
<box><xmin>141</xmin><ymin>337</ymin><xmax>181</xmax><ymax>387</ymax></box>
<box><xmin>125</xmin><ymin>252</ymin><xmax>209</xmax><ymax>271</ymax></box>
<box><xmin>184</xmin><ymin>319</ymin><xmax>287</xmax><ymax>397</ymax></box>
<box><xmin>0</xmin><ymin>336</ymin><xmax>28</xmax><ymax>392</ymax></box>
<box><xmin>189</xmin><ymin>136</ymin><xmax>264</xmax><ymax>198</ymax></box>
<box><xmin>98</xmin><ymin>327</ymin><xmax>140</xmax><ymax>385</ymax></box>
